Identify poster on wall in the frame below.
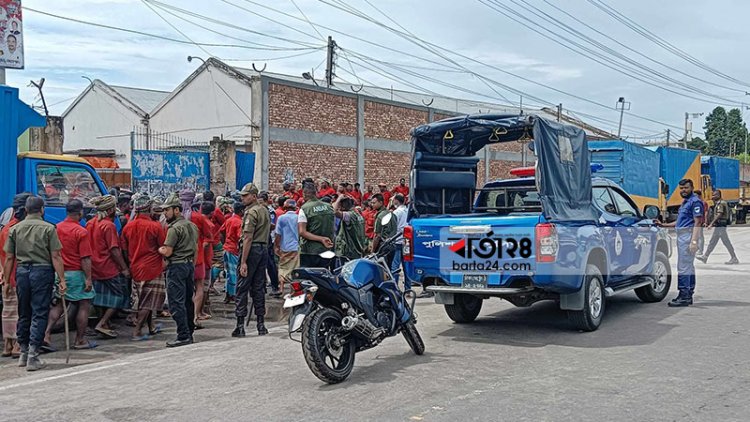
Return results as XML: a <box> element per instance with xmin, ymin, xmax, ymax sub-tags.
<box><xmin>0</xmin><ymin>0</ymin><xmax>23</xmax><ymax>69</ymax></box>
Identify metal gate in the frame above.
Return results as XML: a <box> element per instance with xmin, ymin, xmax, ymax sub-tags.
<box><xmin>130</xmin><ymin>128</ymin><xmax>210</xmax><ymax>197</ymax></box>
<box><xmin>235</xmin><ymin>150</ymin><xmax>256</xmax><ymax>190</ymax></box>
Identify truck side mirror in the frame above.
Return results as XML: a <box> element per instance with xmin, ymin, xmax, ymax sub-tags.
<box><xmin>661</xmin><ymin>183</ymin><xmax>670</xmax><ymax>196</ymax></box>
<box><xmin>643</xmin><ymin>205</ymin><xmax>660</xmax><ymax>220</ymax></box>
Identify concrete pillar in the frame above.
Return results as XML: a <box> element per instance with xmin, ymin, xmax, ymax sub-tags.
<box><xmin>250</xmin><ymin>77</ymin><xmax>264</xmax><ymax>188</ymax></box>
<box><xmin>29</xmin><ymin>116</ymin><xmax>63</xmax><ymax>154</ymax></box>
<box><xmin>209</xmin><ymin>136</ymin><xmax>236</xmax><ymax>195</ymax></box>
<box><xmin>356</xmin><ymin>95</ymin><xmax>365</xmax><ymax>187</ymax></box>
<box><xmin>260</xmin><ymin>79</ymin><xmax>270</xmax><ymax>190</ymax></box>
<box><xmin>428</xmin><ymin>108</ymin><xmax>435</xmax><ymax>123</ymax></box>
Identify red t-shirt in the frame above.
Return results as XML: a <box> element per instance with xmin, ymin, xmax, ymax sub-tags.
<box><xmin>220</xmin><ymin>214</ymin><xmax>242</xmax><ymax>255</ymax></box>
<box><xmin>317</xmin><ymin>187</ymin><xmax>336</xmax><ymax>199</ymax></box>
<box><xmin>393</xmin><ymin>185</ymin><xmax>409</xmax><ymax>199</ymax></box>
<box><xmin>350</xmin><ymin>190</ymin><xmax>362</xmax><ymax>205</ymax></box>
<box><xmin>363</xmin><ymin>209</ymin><xmax>376</xmax><ymax>239</ymax></box>
<box><xmin>211</xmin><ymin>208</ymin><xmax>226</xmax><ymax>233</ymax></box>
<box><xmin>363</xmin><ymin>192</ymin><xmax>373</xmax><ymax>202</ymax></box>
<box><xmin>0</xmin><ymin>218</ymin><xmax>18</xmax><ymax>287</ymax></box>
<box><xmin>274</xmin><ymin>207</ymin><xmax>285</xmax><ymax>222</ymax></box>
<box><xmin>380</xmin><ymin>191</ymin><xmax>392</xmax><ymax>206</ymax></box>
<box><xmin>191</xmin><ymin>213</ymin><xmax>214</xmax><ymax>266</ymax></box>
<box><xmin>120</xmin><ymin>214</ymin><xmax>166</xmax><ymax>282</ymax></box>
<box><xmin>57</xmin><ymin>217</ymin><xmax>93</xmax><ymax>272</ymax></box>
<box><xmin>86</xmin><ymin>216</ymin><xmax>121</xmax><ymax>280</ymax></box>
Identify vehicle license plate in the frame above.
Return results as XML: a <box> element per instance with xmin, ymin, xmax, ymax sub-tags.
<box><xmin>462</xmin><ymin>274</ymin><xmax>488</xmax><ymax>289</ymax></box>
<box><xmin>283</xmin><ymin>294</ymin><xmax>306</xmax><ymax>309</ymax></box>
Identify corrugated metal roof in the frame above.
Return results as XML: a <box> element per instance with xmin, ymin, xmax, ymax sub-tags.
<box><xmin>108</xmin><ymin>85</ymin><xmax>169</xmax><ymax>114</ymax></box>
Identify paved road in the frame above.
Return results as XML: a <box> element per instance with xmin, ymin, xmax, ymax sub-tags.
<box><xmin>1</xmin><ymin>230</ymin><xmax>749</xmax><ymax>421</ymax></box>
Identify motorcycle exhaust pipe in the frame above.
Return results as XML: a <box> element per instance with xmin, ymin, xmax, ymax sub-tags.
<box><xmin>341</xmin><ymin>315</ymin><xmax>357</xmax><ymax>331</ymax></box>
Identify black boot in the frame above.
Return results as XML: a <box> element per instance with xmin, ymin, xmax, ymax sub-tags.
<box><xmin>668</xmin><ymin>293</ymin><xmax>692</xmax><ymax>307</ymax></box>
<box><xmin>257</xmin><ymin>316</ymin><xmax>268</xmax><ymax>336</ymax></box>
<box><xmin>231</xmin><ymin>317</ymin><xmax>246</xmax><ymax>337</ymax></box>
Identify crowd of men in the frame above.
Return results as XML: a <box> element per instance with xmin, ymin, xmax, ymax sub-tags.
<box><xmin>0</xmin><ymin>177</ymin><xmax>414</xmax><ymax>371</ymax></box>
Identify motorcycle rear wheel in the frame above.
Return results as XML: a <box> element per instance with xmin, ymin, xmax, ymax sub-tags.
<box><xmin>302</xmin><ymin>307</ymin><xmax>356</xmax><ymax>384</ymax></box>
<box><xmin>402</xmin><ymin>321</ymin><xmax>425</xmax><ymax>355</ymax></box>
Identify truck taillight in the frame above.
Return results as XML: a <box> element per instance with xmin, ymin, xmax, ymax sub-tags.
<box><xmin>535</xmin><ymin>223</ymin><xmax>558</xmax><ymax>263</ymax></box>
<box><xmin>403</xmin><ymin>225</ymin><xmax>414</xmax><ymax>262</ymax></box>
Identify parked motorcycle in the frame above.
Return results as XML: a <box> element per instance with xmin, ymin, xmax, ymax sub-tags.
<box><xmin>284</xmin><ymin>215</ymin><xmax>424</xmax><ymax>384</ymax></box>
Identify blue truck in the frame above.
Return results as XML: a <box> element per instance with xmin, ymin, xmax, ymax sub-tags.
<box><xmin>403</xmin><ymin>115</ymin><xmax>671</xmax><ymax>331</ymax></box>
<box><xmin>1</xmin><ymin>85</ymin><xmax>113</xmax><ymax>226</ymax></box>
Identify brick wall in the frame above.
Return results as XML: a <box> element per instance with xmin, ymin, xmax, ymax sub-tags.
<box><xmin>364</xmin><ymin>150</ymin><xmax>411</xmax><ymax>190</ymax></box>
<box><xmin>433</xmin><ymin>113</ymin><xmax>456</xmax><ymax>122</ymax></box>
<box><xmin>477</xmin><ymin>159</ymin><xmax>523</xmax><ymax>187</ymax></box>
<box><xmin>268</xmin><ymin>83</ymin><xmax>357</xmax><ymax>137</ymax></box>
<box><xmin>364</xmin><ymin>101</ymin><xmax>427</xmax><ymax>141</ymax></box>
<box><xmin>268</xmin><ymin>141</ymin><xmax>357</xmax><ymax>193</ymax></box>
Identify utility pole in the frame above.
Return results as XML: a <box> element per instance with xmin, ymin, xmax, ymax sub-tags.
<box><xmin>0</xmin><ymin>69</ymin><xmax>5</xmax><ymax>85</ymax></box>
<box><xmin>616</xmin><ymin>97</ymin><xmax>630</xmax><ymax>139</ymax></box>
<box><xmin>324</xmin><ymin>36</ymin><xmax>337</xmax><ymax>88</ymax></box>
<box><xmin>666</xmin><ymin>129</ymin><xmax>670</xmax><ymax>147</ymax></box>
<box><xmin>557</xmin><ymin>103</ymin><xmax>562</xmax><ymax>122</ymax></box>
<box><xmin>684</xmin><ymin>112</ymin><xmax>689</xmax><ymax>149</ymax></box>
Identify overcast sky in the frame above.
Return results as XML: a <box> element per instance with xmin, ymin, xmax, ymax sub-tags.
<box><xmin>7</xmin><ymin>0</ymin><xmax>750</xmax><ymax>140</ymax></box>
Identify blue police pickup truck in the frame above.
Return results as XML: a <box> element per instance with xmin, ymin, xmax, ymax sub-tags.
<box><xmin>402</xmin><ymin>114</ymin><xmax>671</xmax><ymax>331</ymax></box>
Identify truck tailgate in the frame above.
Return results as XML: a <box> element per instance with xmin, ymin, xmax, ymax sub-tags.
<box><xmin>407</xmin><ymin>213</ymin><xmax>542</xmax><ymax>287</ymax></box>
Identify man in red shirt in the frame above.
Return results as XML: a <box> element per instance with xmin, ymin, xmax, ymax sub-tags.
<box><xmin>283</xmin><ymin>182</ymin><xmax>302</xmax><ymax>203</ymax></box>
<box><xmin>363</xmin><ymin>185</ymin><xmax>374</xmax><ymax>202</ymax></box>
<box><xmin>378</xmin><ymin>183</ymin><xmax>392</xmax><ymax>207</ymax></box>
<box><xmin>349</xmin><ymin>183</ymin><xmax>362</xmax><ymax>206</ymax></box>
<box><xmin>317</xmin><ymin>179</ymin><xmax>336</xmax><ymax>199</ymax></box>
<box><xmin>393</xmin><ymin>178</ymin><xmax>409</xmax><ymax>203</ymax></box>
<box><xmin>362</xmin><ymin>199</ymin><xmax>377</xmax><ymax>244</ymax></box>
<box><xmin>43</xmin><ymin>200</ymin><xmax>96</xmax><ymax>350</ymax></box>
<box><xmin>219</xmin><ymin>201</ymin><xmax>244</xmax><ymax>302</ymax></box>
<box><xmin>121</xmin><ymin>195</ymin><xmax>167</xmax><ymax>341</ymax></box>
<box><xmin>190</xmin><ymin>199</ymin><xmax>214</xmax><ymax>326</ymax></box>
<box><xmin>88</xmin><ymin>195</ymin><xmax>131</xmax><ymax>339</ymax></box>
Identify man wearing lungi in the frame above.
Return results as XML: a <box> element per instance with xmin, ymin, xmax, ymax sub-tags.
<box><xmin>44</xmin><ymin>199</ymin><xmax>97</xmax><ymax>350</ymax></box>
<box><xmin>87</xmin><ymin>195</ymin><xmax>131</xmax><ymax>339</ymax></box>
<box><xmin>121</xmin><ymin>195</ymin><xmax>167</xmax><ymax>341</ymax></box>
<box><xmin>274</xmin><ymin>199</ymin><xmax>300</xmax><ymax>295</ymax></box>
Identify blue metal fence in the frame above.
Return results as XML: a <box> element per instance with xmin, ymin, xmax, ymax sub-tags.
<box><xmin>131</xmin><ymin>150</ymin><xmax>210</xmax><ymax>197</ymax></box>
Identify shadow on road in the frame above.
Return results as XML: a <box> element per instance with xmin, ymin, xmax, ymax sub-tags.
<box><xmin>319</xmin><ymin>351</ymin><xmax>453</xmax><ymax>389</ymax></box>
<box><xmin>435</xmin><ymin>295</ymin><xmax>682</xmax><ymax>349</ymax></box>
<box><xmin>690</xmin><ymin>300</ymin><xmax>750</xmax><ymax>309</ymax></box>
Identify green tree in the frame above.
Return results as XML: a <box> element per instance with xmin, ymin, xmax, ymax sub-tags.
<box><xmin>686</xmin><ymin>136</ymin><xmax>707</xmax><ymax>152</ymax></box>
<box><xmin>737</xmin><ymin>153</ymin><xmax>750</xmax><ymax>164</ymax></box>
<box><xmin>704</xmin><ymin>107</ymin><xmax>729</xmax><ymax>155</ymax></box>
<box><xmin>725</xmin><ymin>108</ymin><xmax>746</xmax><ymax>155</ymax></box>
<box><xmin>703</xmin><ymin>106</ymin><xmax>749</xmax><ymax>156</ymax></box>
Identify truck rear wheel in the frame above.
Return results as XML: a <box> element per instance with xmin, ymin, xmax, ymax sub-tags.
<box><xmin>444</xmin><ymin>294</ymin><xmax>483</xmax><ymax>323</ymax></box>
<box><xmin>635</xmin><ymin>252</ymin><xmax>671</xmax><ymax>303</ymax></box>
<box><xmin>568</xmin><ymin>264</ymin><xmax>605</xmax><ymax>332</ymax></box>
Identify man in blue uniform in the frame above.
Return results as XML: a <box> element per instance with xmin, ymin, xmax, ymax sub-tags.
<box><xmin>658</xmin><ymin>179</ymin><xmax>704</xmax><ymax>307</ymax></box>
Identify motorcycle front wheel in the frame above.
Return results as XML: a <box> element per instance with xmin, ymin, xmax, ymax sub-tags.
<box><xmin>302</xmin><ymin>307</ymin><xmax>356</xmax><ymax>384</ymax></box>
<box><xmin>402</xmin><ymin>321</ymin><xmax>425</xmax><ymax>355</ymax></box>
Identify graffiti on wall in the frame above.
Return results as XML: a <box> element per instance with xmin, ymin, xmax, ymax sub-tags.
<box><xmin>131</xmin><ymin>150</ymin><xmax>209</xmax><ymax>198</ymax></box>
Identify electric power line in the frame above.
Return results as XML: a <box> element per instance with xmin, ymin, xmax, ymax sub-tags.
<box><xmin>24</xmin><ymin>7</ymin><xmax>318</xmax><ymax>51</ymax></box>
<box><xmin>588</xmin><ymin>0</ymin><xmax>750</xmax><ymax>89</ymax></box>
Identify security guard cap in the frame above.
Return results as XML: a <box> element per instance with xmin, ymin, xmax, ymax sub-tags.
<box><xmin>239</xmin><ymin>183</ymin><xmax>259</xmax><ymax>196</ymax></box>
